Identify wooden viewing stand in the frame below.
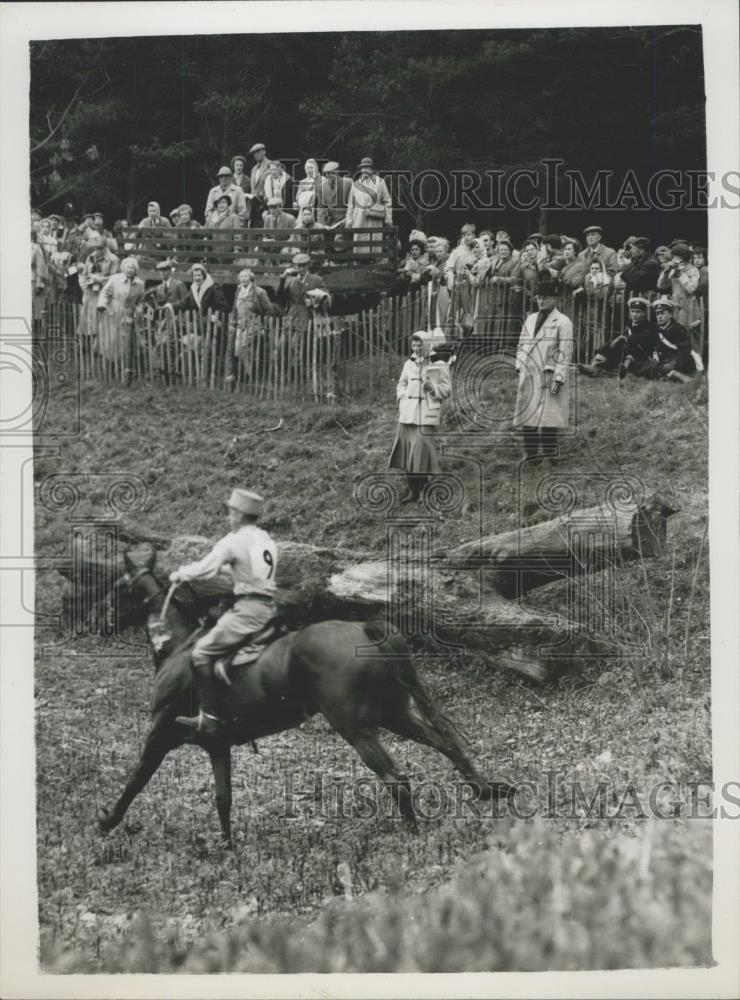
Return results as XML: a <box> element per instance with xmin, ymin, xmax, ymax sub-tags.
<box><xmin>123</xmin><ymin>225</ymin><xmax>400</xmax><ymax>294</ymax></box>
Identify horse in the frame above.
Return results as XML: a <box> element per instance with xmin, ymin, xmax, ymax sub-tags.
<box><xmin>97</xmin><ymin>548</ymin><xmax>514</xmax><ymax>843</ymax></box>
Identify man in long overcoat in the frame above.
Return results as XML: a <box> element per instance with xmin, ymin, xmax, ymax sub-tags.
<box><xmin>345</xmin><ymin>157</ymin><xmax>392</xmax><ymax>256</ymax></box>
<box><xmin>513</xmin><ymin>275</ymin><xmax>574</xmax><ymax>461</ymax></box>
<box><xmin>248</xmin><ymin>142</ymin><xmax>272</xmax><ymax>227</ymax></box>
<box><xmin>317</xmin><ymin>161</ymin><xmax>352</xmax><ymax>226</ymax></box>
<box><xmin>276</xmin><ymin>252</ymin><xmax>331</xmax><ymax>338</ymax></box>
<box><xmin>145</xmin><ymin>259</ymin><xmax>189</xmax><ymax>382</ymax></box>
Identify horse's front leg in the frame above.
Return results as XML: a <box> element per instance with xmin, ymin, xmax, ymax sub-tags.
<box><xmin>207</xmin><ymin>740</ymin><xmax>233</xmax><ymax>845</ymax></box>
<box><xmin>98</xmin><ymin>721</ymin><xmax>179</xmax><ymax>833</ymax></box>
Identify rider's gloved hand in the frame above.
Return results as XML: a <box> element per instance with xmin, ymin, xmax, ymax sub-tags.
<box><xmin>169</xmin><ymin>571</ymin><xmax>182</xmax><ymax>584</ymax></box>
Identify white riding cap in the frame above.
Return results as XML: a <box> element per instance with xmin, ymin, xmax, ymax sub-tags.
<box><xmin>228</xmin><ymin>489</ymin><xmax>264</xmax><ymax>516</ymax></box>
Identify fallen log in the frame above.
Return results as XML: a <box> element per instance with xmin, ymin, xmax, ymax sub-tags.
<box><xmin>59</xmin><ymin>496</ymin><xmax>673</xmax><ymax>681</ymax></box>
<box><xmin>436</xmin><ymin>495</ymin><xmax>677</xmax><ymax>598</ymax></box>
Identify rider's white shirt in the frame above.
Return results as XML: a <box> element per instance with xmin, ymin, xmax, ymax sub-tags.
<box><xmin>178</xmin><ymin>525</ymin><xmax>277</xmax><ymax>597</ymax></box>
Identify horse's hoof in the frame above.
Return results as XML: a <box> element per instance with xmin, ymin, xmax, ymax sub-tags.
<box><xmin>97</xmin><ymin>808</ymin><xmax>115</xmax><ymax>833</ymax></box>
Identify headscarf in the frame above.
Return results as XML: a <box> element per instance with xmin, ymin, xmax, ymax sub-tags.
<box><xmin>410</xmin><ymin>329</ymin><xmax>445</xmax><ymax>360</ymax></box>
<box><xmin>148</xmin><ymin>201</ymin><xmax>161</xmax><ymax>215</ymax></box>
<box><xmin>304</xmin><ymin>158</ymin><xmax>318</xmax><ymax>179</ymax></box>
<box><xmin>190</xmin><ymin>264</ymin><xmax>214</xmax><ymax>309</ymax></box>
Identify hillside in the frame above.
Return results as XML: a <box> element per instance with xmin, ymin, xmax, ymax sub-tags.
<box><xmin>34</xmin><ymin>369</ymin><xmax>711</xmax><ymax>971</ymax></box>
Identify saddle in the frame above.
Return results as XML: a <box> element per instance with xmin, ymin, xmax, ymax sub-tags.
<box><xmin>218</xmin><ymin>617</ymin><xmax>286</xmax><ymax>673</ymax></box>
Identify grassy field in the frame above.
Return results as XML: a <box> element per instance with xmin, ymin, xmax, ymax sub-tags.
<box><xmin>34</xmin><ymin>366</ymin><xmax>711</xmax><ymax>972</ymax></box>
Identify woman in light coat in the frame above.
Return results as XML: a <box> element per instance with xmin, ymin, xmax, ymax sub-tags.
<box><xmin>77</xmin><ymin>234</ymin><xmax>120</xmax><ymax>343</ymax></box>
<box><xmin>293</xmin><ymin>159</ymin><xmax>320</xmax><ymax>212</ymax></box>
<box><xmin>97</xmin><ymin>256</ymin><xmax>146</xmax><ymax>373</ymax></box>
<box><xmin>263</xmin><ymin>161</ymin><xmax>289</xmax><ymax>207</ymax></box>
<box><xmin>513</xmin><ymin>277</ymin><xmax>573</xmax><ymax>462</ymax></box>
<box><xmin>228</xmin><ymin>268</ymin><xmax>277</xmax><ymax>379</ymax></box>
<box><xmin>388</xmin><ymin>330</ymin><xmax>452</xmax><ymax>503</ymax></box>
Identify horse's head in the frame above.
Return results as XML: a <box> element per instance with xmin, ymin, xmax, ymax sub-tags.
<box><xmin>122</xmin><ymin>546</ymin><xmax>167</xmax><ymax>615</ymax></box>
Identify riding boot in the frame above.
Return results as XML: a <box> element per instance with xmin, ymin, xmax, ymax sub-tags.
<box><xmin>175</xmin><ymin>654</ymin><xmax>225</xmax><ymax>733</ymax></box>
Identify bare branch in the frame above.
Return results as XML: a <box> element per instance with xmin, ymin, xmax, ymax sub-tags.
<box><xmin>31</xmin><ymin>74</ymin><xmax>91</xmax><ymax>154</ymax></box>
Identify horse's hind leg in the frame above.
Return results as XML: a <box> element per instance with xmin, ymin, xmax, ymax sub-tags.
<box><xmin>323</xmin><ymin>709</ymin><xmax>418</xmax><ymax>829</ymax></box>
<box><xmin>206</xmin><ymin>741</ymin><xmax>232</xmax><ymax>845</ymax></box>
<box><xmin>351</xmin><ymin>732</ymin><xmax>418</xmax><ymax>830</ymax></box>
<box><xmin>98</xmin><ymin>720</ymin><xmax>179</xmax><ymax>833</ymax></box>
<box><xmin>384</xmin><ymin>695</ymin><xmax>514</xmax><ymax>802</ymax></box>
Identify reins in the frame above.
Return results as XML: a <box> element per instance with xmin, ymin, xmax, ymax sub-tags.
<box><xmin>126</xmin><ymin>564</ymin><xmax>200</xmax><ymax>623</ymax></box>
<box><xmin>159</xmin><ymin>582</ymin><xmax>178</xmax><ymax>624</ymax></box>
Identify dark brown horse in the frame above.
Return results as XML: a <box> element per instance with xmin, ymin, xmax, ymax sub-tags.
<box><xmin>97</xmin><ymin>549</ymin><xmax>514</xmax><ymax>842</ymax></box>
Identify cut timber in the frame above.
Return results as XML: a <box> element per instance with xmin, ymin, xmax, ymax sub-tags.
<box><xmin>437</xmin><ymin>495</ymin><xmax>676</xmax><ymax>598</ymax></box>
<box><xmin>63</xmin><ymin>497</ymin><xmax>674</xmax><ymax>682</ymax></box>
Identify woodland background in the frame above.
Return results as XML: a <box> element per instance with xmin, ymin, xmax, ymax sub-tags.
<box><xmin>30</xmin><ymin>26</ymin><xmax>707</xmax><ymax>243</ymax></box>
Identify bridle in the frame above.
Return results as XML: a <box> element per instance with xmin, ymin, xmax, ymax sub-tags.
<box><xmin>125</xmin><ymin>566</ymin><xmax>170</xmax><ymax>612</ymax></box>
<box><xmin>125</xmin><ymin>566</ymin><xmax>198</xmax><ymax>619</ymax></box>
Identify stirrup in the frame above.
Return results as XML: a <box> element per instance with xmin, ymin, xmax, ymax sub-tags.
<box><xmin>175</xmin><ymin>709</ymin><xmax>224</xmax><ymax>733</ymax></box>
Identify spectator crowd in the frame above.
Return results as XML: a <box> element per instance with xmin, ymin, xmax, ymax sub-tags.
<box><xmin>31</xmin><ymin>144</ymin><xmax>708</xmax><ymax>393</ymax></box>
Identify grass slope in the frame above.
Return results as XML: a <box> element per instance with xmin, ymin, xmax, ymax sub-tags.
<box><xmin>35</xmin><ymin>370</ymin><xmax>711</xmax><ymax>972</ymax></box>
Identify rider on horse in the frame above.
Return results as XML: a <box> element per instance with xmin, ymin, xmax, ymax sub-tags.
<box><xmin>170</xmin><ymin>488</ymin><xmax>278</xmax><ymax>733</ymax></box>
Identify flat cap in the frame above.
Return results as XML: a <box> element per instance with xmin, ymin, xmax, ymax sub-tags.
<box><xmin>217</xmin><ymin>165</ymin><xmax>232</xmax><ymax>177</ymax></box>
<box><xmin>249</xmin><ymin>142</ymin><xmax>266</xmax><ymax>154</ymax></box>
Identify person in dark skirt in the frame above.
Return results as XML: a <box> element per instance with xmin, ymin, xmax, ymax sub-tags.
<box><xmin>388</xmin><ymin>330</ymin><xmax>452</xmax><ymax>503</ymax></box>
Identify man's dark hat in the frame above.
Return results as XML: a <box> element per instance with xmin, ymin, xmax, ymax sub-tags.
<box><xmin>535</xmin><ymin>273</ymin><xmax>560</xmax><ymax>296</ymax></box>
<box><xmin>630</xmin><ymin>236</ymin><xmax>651</xmax><ymax>252</ymax></box>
